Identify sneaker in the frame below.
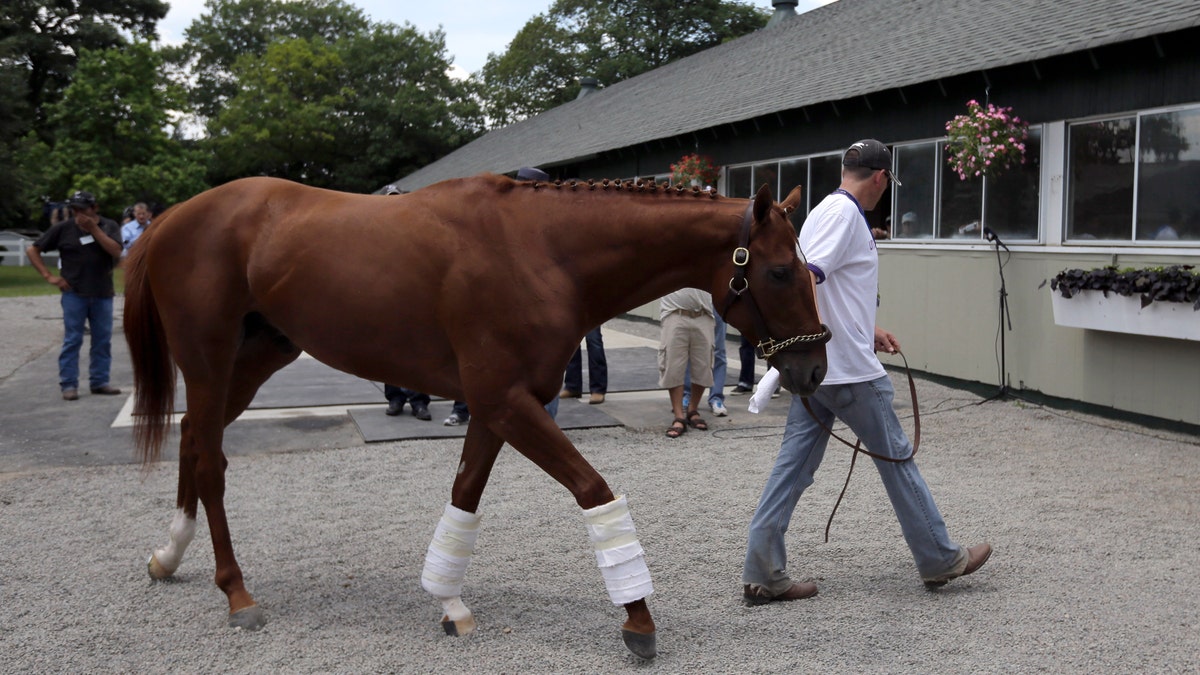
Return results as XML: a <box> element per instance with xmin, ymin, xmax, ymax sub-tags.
<box><xmin>443</xmin><ymin>412</ymin><xmax>467</xmax><ymax>426</ymax></box>
<box><xmin>90</xmin><ymin>385</ymin><xmax>121</xmax><ymax>395</ymax></box>
<box><xmin>62</xmin><ymin>389</ymin><xmax>79</xmax><ymax>401</ymax></box>
<box><xmin>559</xmin><ymin>389</ymin><xmax>581</xmax><ymax>399</ymax></box>
<box><xmin>411</xmin><ymin>404</ymin><xmax>432</xmax><ymax>421</ymax></box>
<box><xmin>710</xmin><ymin>401</ymin><xmax>728</xmax><ymax>417</ymax></box>
<box><xmin>385</xmin><ymin>400</ymin><xmax>404</xmax><ymax>416</ymax></box>
<box><xmin>730</xmin><ymin>384</ymin><xmax>753</xmax><ymax>395</ymax></box>
<box><xmin>588</xmin><ymin>392</ymin><xmax>605</xmax><ymax>404</ymax></box>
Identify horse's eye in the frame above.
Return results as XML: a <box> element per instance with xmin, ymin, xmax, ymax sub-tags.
<box><xmin>768</xmin><ymin>267</ymin><xmax>792</xmax><ymax>283</ymax></box>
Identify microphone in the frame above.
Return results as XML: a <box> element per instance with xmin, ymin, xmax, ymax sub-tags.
<box><xmin>983</xmin><ymin>227</ymin><xmax>1009</xmax><ymax>251</ymax></box>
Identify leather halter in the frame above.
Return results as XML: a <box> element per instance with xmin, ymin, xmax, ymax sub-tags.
<box><xmin>720</xmin><ymin>203</ymin><xmax>831</xmax><ymax>359</ymax></box>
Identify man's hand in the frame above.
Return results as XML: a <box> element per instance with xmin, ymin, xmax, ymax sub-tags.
<box><xmin>46</xmin><ymin>274</ymin><xmax>69</xmax><ymax>291</ymax></box>
<box><xmin>874</xmin><ymin>326</ymin><xmax>900</xmax><ymax>354</ymax></box>
<box><xmin>74</xmin><ymin>210</ymin><xmax>100</xmax><ymax>233</ymax></box>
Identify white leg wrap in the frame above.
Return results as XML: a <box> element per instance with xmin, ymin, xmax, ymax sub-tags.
<box><xmin>582</xmin><ymin>495</ymin><xmax>654</xmax><ymax>605</ymax></box>
<box><xmin>421</xmin><ymin>503</ymin><xmax>482</xmax><ymax>599</ymax></box>
<box><xmin>154</xmin><ymin>509</ymin><xmax>196</xmax><ymax>573</ymax></box>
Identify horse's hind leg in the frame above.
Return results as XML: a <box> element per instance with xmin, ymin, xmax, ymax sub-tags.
<box><xmin>147</xmin><ymin>314</ymin><xmax>299</xmax><ymax>631</ymax></box>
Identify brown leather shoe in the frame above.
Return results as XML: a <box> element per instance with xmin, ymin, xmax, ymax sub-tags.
<box><xmin>90</xmin><ymin>385</ymin><xmax>121</xmax><ymax>395</ymax></box>
<box><xmin>924</xmin><ymin>543</ymin><xmax>992</xmax><ymax>587</ymax></box>
<box><xmin>588</xmin><ymin>392</ymin><xmax>605</xmax><ymax>404</ymax></box>
<box><xmin>743</xmin><ymin>582</ymin><xmax>818</xmax><ymax>606</ymax></box>
<box><xmin>62</xmin><ymin>389</ymin><xmax>79</xmax><ymax>401</ymax></box>
<box><xmin>559</xmin><ymin>389</ymin><xmax>581</xmax><ymax>399</ymax></box>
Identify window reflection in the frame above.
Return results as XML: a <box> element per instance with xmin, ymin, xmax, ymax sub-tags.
<box><xmin>985</xmin><ymin>127</ymin><xmax>1041</xmax><ymax>240</ymax></box>
<box><xmin>1067</xmin><ymin>118</ymin><xmax>1135</xmax><ymax>240</ymax></box>
<box><xmin>1136</xmin><ymin>108</ymin><xmax>1200</xmax><ymax>240</ymax></box>
<box><xmin>727</xmin><ymin>165</ymin><xmax>752</xmax><ymax>199</ymax></box>
<box><xmin>940</xmin><ymin>144</ymin><xmax>983</xmax><ymax>239</ymax></box>
<box><xmin>894</xmin><ymin>143</ymin><xmax>937</xmax><ymax>239</ymax></box>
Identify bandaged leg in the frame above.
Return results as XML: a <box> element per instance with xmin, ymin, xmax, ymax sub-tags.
<box><xmin>148</xmin><ymin>509</ymin><xmax>196</xmax><ymax>579</ymax></box>
<box><xmin>421</xmin><ymin>503</ymin><xmax>482</xmax><ymax>635</ymax></box>
<box><xmin>582</xmin><ymin>495</ymin><xmax>654</xmax><ymax>605</ymax></box>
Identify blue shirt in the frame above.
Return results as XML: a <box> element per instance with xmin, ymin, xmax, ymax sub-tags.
<box><xmin>121</xmin><ymin>219</ymin><xmax>149</xmax><ymax>250</ymax></box>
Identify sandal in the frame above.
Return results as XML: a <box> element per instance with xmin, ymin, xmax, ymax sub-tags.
<box><xmin>666</xmin><ymin>418</ymin><xmax>687</xmax><ymax>438</ymax></box>
<box><xmin>686</xmin><ymin>410</ymin><xmax>708</xmax><ymax>431</ymax></box>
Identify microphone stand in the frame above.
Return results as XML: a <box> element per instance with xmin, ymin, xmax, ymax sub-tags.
<box><xmin>980</xmin><ymin>228</ymin><xmax>1017</xmax><ymax>404</ymax></box>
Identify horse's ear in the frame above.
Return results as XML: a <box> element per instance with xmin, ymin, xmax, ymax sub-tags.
<box><xmin>780</xmin><ymin>185</ymin><xmax>803</xmax><ymax>213</ymax></box>
<box><xmin>753</xmin><ymin>183</ymin><xmax>774</xmax><ymax>223</ymax></box>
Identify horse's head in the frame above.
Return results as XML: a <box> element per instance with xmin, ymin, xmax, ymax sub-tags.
<box><xmin>715</xmin><ymin>184</ymin><xmax>829</xmax><ymax>396</ymax></box>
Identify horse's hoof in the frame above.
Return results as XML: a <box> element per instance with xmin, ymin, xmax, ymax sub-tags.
<box><xmin>621</xmin><ymin>628</ymin><xmax>657</xmax><ymax>659</ymax></box>
<box><xmin>228</xmin><ymin>605</ymin><xmax>267</xmax><ymax>631</ymax></box>
<box><xmin>441</xmin><ymin>613</ymin><xmax>476</xmax><ymax>636</ymax></box>
<box><xmin>147</xmin><ymin>553</ymin><xmax>174</xmax><ymax>580</ymax></box>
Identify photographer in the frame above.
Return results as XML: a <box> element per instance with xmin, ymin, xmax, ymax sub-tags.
<box><xmin>26</xmin><ymin>190</ymin><xmax>124</xmax><ymax>401</ymax></box>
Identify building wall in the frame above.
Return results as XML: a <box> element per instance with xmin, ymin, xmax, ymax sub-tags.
<box><xmin>600</xmin><ymin>28</ymin><xmax>1200</xmax><ymax>426</ymax></box>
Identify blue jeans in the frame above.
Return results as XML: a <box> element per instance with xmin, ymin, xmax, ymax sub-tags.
<box><xmin>743</xmin><ymin>375</ymin><xmax>962</xmax><ymax>590</ymax></box>
<box><xmin>683</xmin><ymin>314</ymin><xmax>727</xmax><ymax>407</ymax></box>
<box><xmin>59</xmin><ymin>292</ymin><xmax>113</xmax><ymax>391</ymax></box>
<box><xmin>563</xmin><ymin>327</ymin><xmax>607</xmax><ymax>394</ymax></box>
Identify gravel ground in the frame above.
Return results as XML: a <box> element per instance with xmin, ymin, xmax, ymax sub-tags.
<box><xmin>1</xmin><ymin>296</ymin><xmax>1198</xmax><ymax>673</ymax></box>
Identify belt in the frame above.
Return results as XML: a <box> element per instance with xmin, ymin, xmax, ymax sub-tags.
<box><xmin>669</xmin><ymin>308</ymin><xmax>709</xmax><ymax>318</ymax></box>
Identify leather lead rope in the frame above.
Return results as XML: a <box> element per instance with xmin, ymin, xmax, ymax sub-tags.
<box><xmin>801</xmin><ymin>350</ymin><xmax>922</xmax><ymax>542</ymax></box>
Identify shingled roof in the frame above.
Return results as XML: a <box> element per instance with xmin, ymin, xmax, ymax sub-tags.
<box><xmin>392</xmin><ymin>0</ymin><xmax>1200</xmax><ymax>191</ymax></box>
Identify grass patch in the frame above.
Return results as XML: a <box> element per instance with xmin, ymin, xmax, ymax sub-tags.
<box><xmin>0</xmin><ymin>265</ymin><xmax>125</xmax><ymax>298</ymax></box>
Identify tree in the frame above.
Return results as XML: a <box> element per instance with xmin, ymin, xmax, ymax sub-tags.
<box><xmin>30</xmin><ymin>43</ymin><xmax>209</xmax><ymax>219</ymax></box>
<box><xmin>0</xmin><ymin>0</ymin><xmax>168</xmax><ymax>134</ymax></box>
<box><xmin>168</xmin><ymin>0</ymin><xmax>370</xmax><ymax>120</ymax></box>
<box><xmin>204</xmin><ymin>20</ymin><xmax>483</xmax><ymax>192</ymax></box>
<box><xmin>478</xmin><ymin>0</ymin><xmax>769</xmax><ymax>126</ymax></box>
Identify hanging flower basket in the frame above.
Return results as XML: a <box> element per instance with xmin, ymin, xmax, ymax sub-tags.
<box><xmin>670</xmin><ymin>153</ymin><xmax>720</xmax><ymax>187</ymax></box>
<box><xmin>944</xmin><ymin>100</ymin><xmax>1029</xmax><ymax>180</ymax></box>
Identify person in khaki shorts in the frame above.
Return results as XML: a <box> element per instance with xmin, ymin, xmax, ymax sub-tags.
<box><xmin>657</xmin><ymin>288</ymin><xmax>715</xmax><ymax>438</ymax></box>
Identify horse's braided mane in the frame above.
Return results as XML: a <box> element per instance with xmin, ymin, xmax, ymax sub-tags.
<box><xmin>521</xmin><ymin>177</ymin><xmax>722</xmax><ymax>200</ymax></box>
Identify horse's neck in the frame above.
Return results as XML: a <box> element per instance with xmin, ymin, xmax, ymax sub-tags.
<box><xmin>559</xmin><ymin>196</ymin><xmax>745</xmax><ymax>322</ymax></box>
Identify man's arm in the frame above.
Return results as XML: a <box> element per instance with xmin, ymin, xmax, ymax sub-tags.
<box><xmin>874</xmin><ymin>326</ymin><xmax>900</xmax><ymax>354</ymax></box>
<box><xmin>77</xmin><ymin>212</ymin><xmax>123</xmax><ymax>259</ymax></box>
<box><xmin>25</xmin><ymin>245</ymin><xmax>69</xmax><ymax>291</ymax></box>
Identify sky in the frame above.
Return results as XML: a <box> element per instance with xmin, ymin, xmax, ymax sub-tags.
<box><xmin>156</xmin><ymin>1</ymin><xmax>837</xmax><ymax>79</ymax></box>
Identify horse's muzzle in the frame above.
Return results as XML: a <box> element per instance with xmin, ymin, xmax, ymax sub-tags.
<box><xmin>774</xmin><ymin>355</ymin><xmax>826</xmax><ymax>397</ymax></box>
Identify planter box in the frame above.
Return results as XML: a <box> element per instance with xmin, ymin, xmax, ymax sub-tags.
<box><xmin>1051</xmin><ymin>290</ymin><xmax>1200</xmax><ymax>341</ymax></box>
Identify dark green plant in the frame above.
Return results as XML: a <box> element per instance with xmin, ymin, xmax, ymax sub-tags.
<box><xmin>1049</xmin><ymin>265</ymin><xmax>1200</xmax><ymax>310</ymax></box>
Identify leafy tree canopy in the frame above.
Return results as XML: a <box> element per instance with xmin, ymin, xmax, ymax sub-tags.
<box><xmin>170</xmin><ymin>0</ymin><xmax>371</xmax><ymax>120</ymax></box>
<box><xmin>30</xmin><ymin>42</ymin><xmax>208</xmax><ymax>218</ymax></box>
<box><xmin>0</xmin><ymin>0</ymin><xmax>168</xmax><ymax>132</ymax></box>
<box><xmin>478</xmin><ymin>0</ymin><xmax>768</xmax><ymax>126</ymax></box>
<box><xmin>204</xmin><ymin>21</ymin><xmax>484</xmax><ymax>192</ymax></box>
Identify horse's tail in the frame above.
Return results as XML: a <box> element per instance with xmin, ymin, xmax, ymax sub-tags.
<box><xmin>123</xmin><ymin>230</ymin><xmax>176</xmax><ymax>465</ymax></box>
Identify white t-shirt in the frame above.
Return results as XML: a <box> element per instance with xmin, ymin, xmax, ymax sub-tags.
<box><xmin>798</xmin><ymin>192</ymin><xmax>886</xmax><ymax>385</ymax></box>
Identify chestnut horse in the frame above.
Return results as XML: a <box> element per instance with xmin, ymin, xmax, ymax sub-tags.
<box><xmin>123</xmin><ymin>174</ymin><xmax>828</xmax><ymax>659</ymax></box>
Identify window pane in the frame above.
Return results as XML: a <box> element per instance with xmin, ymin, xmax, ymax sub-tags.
<box><xmin>939</xmin><ymin>140</ymin><xmax>983</xmax><ymax>239</ymax></box>
<box><xmin>1067</xmin><ymin>118</ymin><xmax>1135</xmax><ymax>240</ymax></box>
<box><xmin>893</xmin><ymin>142</ymin><xmax>937</xmax><ymax>238</ymax></box>
<box><xmin>727</xmin><ymin>165</ymin><xmax>752</xmax><ymax>198</ymax></box>
<box><xmin>779</xmin><ymin>159</ymin><xmax>807</xmax><ymax>233</ymax></box>
<box><xmin>1136</xmin><ymin>108</ymin><xmax>1200</xmax><ymax>241</ymax></box>
<box><xmin>809</xmin><ymin>154</ymin><xmax>842</xmax><ymax>213</ymax></box>
<box><xmin>985</xmin><ymin>126</ymin><xmax>1041</xmax><ymax>240</ymax></box>
<box><xmin>752</xmin><ymin>162</ymin><xmax>778</xmax><ymax>196</ymax></box>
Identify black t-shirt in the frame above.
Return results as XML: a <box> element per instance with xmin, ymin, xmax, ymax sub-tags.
<box><xmin>33</xmin><ymin>217</ymin><xmax>122</xmax><ymax>297</ymax></box>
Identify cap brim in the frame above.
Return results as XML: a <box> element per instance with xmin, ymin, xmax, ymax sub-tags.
<box><xmin>883</xmin><ymin>169</ymin><xmax>902</xmax><ymax>187</ymax></box>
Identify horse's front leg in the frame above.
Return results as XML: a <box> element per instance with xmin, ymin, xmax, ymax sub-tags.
<box><xmin>421</xmin><ymin>419</ymin><xmax>504</xmax><ymax>637</ymax></box>
<box><xmin>489</xmin><ymin>394</ymin><xmax>658</xmax><ymax>659</ymax></box>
